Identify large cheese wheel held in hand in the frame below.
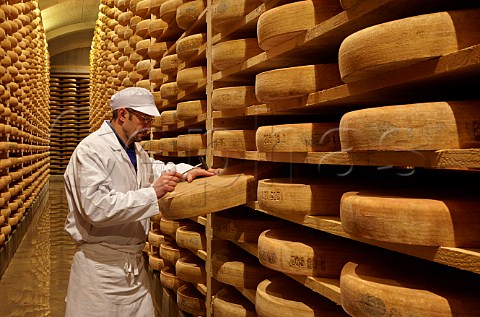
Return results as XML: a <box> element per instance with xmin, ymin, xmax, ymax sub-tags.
<box><xmin>256</xmin><ymin>123</ymin><xmax>340</xmax><ymax>153</ymax></box>
<box><xmin>338</xmin><ymin>9</ymin><xmax>480</xmax><ymax>83</ymax></box>
<box><xmin>258</xmin><ymin>227</ymin><xmax>366</xmax><ymax>277</ymax></box>
<box><xmin>256</xmin><ymin>276</ymin><xmax>348</xmax><ymax>317</ymax></box>
<box><xmin>339</xmin><ymin>101</ymin><xmax>480</xmax><ymax>152</ymax></box>
<box><xmin>257</xmin><ymin>0</ymin><xmax>342</xmax><ymax>51</ymax></box>
<box><xmin>340</xmin><ymin>258</ymin><xmax>480</xmax><ymax>316</ymax></box>
<box><xmin>159</xmin><ymin>172</ymin><xmax>256</xmax><ymax>219</ymax></box>
<box><xmin>340</xmin><ymin>189</ymin><xmax>480</xmax><ymax>247</ymax></box>
<box><xmin>255</xmin><ymin>64</ymin><xmax>342</xmax><ymax>102</ymax></box>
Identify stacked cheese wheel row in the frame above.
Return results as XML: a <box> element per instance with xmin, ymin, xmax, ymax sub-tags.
<box><xmin>210</xmin><ymin>208</ymin><xmax>350</xmax><ymax>316</ymax></box>
<box><xmin>147</xmin><ymin>215</ymin><xmax>207</xmax><ymax>316</ymax></box>
<box><xmin>1</xmin><ymin>0</ymin><xmax>50</xmax><ymax>247</ymax></box>
<box><xmin>211</xmin><ymin>100</ymin><xmax>480</xmax><ymax>154</ymax></box>
<box><xmin>141</xmin><ymin>132</ymin><xmax>206</xmax><ymax>152</ymax></box>
<box><xmin>90</xmin><ymin>0</ymin><xmax>206</xmax><ymax>130</ymax></box>
<box><xmin>49</xmin><ymin>76</ymin><xmax>90</xmax><ymax>174</ymax></box>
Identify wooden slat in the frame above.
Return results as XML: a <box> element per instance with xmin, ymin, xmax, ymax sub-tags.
<box><xmin>247</xmin><ymin>201</ymin><xmax>480</xmax><ymax>274</ymax></box>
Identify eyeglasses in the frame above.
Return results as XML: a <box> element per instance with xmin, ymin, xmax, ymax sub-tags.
<box><xmin>126</xmin><ymin>108</ymin><xmax>154</xmax><ymax>124</ymax></box>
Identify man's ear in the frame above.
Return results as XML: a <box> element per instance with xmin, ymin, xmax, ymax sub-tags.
<box><xmin>118</xmin><ymin>108</ymin><xmax>128</xmax><ymax>122</ymax></box>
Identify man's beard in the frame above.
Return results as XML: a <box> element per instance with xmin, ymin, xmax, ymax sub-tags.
<box><xmin>130</xmin><ymin>128</ymin><xmax>150</xmax><ymax>143</ymax></box>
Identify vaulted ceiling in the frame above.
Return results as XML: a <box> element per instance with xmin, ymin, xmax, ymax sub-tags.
<box><xmin>38</xmin><ymin>0</ymin><xmax>99</xmax><ymax>57</ymax></box>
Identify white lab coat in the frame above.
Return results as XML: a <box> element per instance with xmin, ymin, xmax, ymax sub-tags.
<box><xmin>63</xmin><ymin>121</ymin><xmax>191</xmax><ymax>316</ymax></box>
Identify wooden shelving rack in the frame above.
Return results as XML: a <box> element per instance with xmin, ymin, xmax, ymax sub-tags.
<box><xmin>89</xmin><ymin>0</ymin><xmax>480</xmax><ymax>316</ymax></box>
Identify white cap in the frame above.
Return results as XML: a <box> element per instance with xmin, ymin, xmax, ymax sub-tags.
<box><xmin>110</xmin><ymin>87</ymin><xmax>161</xmax><ymax>116</ymax></box>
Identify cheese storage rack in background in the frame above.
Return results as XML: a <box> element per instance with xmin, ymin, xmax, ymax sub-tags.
<box><xmin>0</xmin><ymin>0</ymin><xmax>51</xmax><ymax>278</ymax></box>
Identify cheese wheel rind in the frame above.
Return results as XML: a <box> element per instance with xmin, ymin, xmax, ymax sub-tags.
<box><xmin>338</xmin><ymin>9</ymin><xmax>480</xmax><ymax>83</ymax></box>
<box><xmin>339</xmin><ymin>101</ymin><xmax>480</xmax><ymax>151</ymax></box>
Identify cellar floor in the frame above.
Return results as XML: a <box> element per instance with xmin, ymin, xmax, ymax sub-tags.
<box><xmin>0</xmin><ymin>177</ymin><xmax>75</xmax><ymax>317</ymax></box>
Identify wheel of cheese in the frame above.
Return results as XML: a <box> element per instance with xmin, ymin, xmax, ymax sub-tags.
<box><xmin>212</xmin><ymin>86</ymin><xmax>258</xmax><ymax>110</ymax></box>
<box><xmin>159</xmin><ymin>172</ymin><xmax>256</xmax><ymax>219</ymax></box>
<box><xmin>160</xmin><ymin>53</ymin><xmax>181</xmax><ymax>75</ymax></box>
<box><xmin>258</xmin><ymin>177</ymin><xmax>371</xmax><ymax>216</ymax></box>
<box><xmin>159</xmin><ymin>137</ymin><xmax>178</xmax><ymax>152</ymax></box>
<box><xmin>128</xmin><ymin>71</ymin><xmax>143</xmax><ymax>84</ymax></box>
<box><xmin>0</xmin><ymin>233</ymin><xmax>4</xmax><ymax>245</ymax></box>
<box><xmin>211</xmin><ymin>0</ymin><xmax>262</xmax><ymax>33</ymax></box>
<box><xmin>135</xmin><ymin>59</ymin><xmax>152</xmax><ymax>76</ymax></box>
<box><xmin>117</xmin><ymin>11</ymin><xmax>134</xmax><ymax>26</ymax></box>
<box><xmin>176</xmin><ymin>133</ymin><xmax>206</xmax><ymax>151</ymax></box>
<box><xmin>135</xmin><ymin>0</ymin><xmax>151</xmax><ymax>18</ymax></box>
<box><xmin>176</xmin><ymin>255</ymin><xmax>206</xmax><ymax>285</ymax></box>
<box><xmin>212</xmin><ymin>247</ymin><xmax>275</xmax><ymax>289</ymax></box>
<box><xmin>176</xmin><ymin>0</ymin><xmax>205</xmax><ymax>30</ymax></box>
<box><xmin>340</xmin><ymin>189</ymin><xmax>480</xmax><ymax>247</ymax></box>
<box><xmin>176</xmin><ymin>223</ymin><xmax>206</xmax><ymax>252</ymax></box>
<box><xmin>176</xmin><ymin>33</ymin><xmax>206</xmax><ymax>61</ymax></box>
<box><xmin>176</xmin><ymin>100</ymin><xmax>206</xmax><ymax>120</ymax></box>
<box><xmin>338</xmin><ymin>9</ymin><xmax>480</xmax><ymax>83</ymax></box>
<box><xmin>339</xmin><ymin>101</ymin><xmax>480</xmax><ymax>152</ymax></box>
<box><xmin>148</xmin><ymin>41</ymin><xmax>170</xmax><ymax>59</ymax></box>
<box><xmin>177</xmin><ymin>283</ymin><xmax>206</xmax><ymax>316</ymax></box>
<box><xmin>176</xmin><ymin>66</ymin><xmax>206</xmax><ymax>89</ymax></box>
<box><xmin>160</xmin><ymin>217</ymin><xmax>193</xmax><ymax>237</ymax></box>
<box><xmin>149</xmin><ymin>251</ymin><xmax>165</xmax><ymax>271</ymax></box>
<box><xmin>256</xmin><ymin>276</ymin><xmax>346</xmax><ymax>317</ymax></box>
<box><xmin>148</xmin><ymin>228</ymin><xmax>169</xmax><ymax>247</ymax></box>
<box><xmin>160</xmin><ymin>109</ymin><xmax>178</xmax><ymax>125</ymax></box>
<box><xmin>151</xmin><ymin>213</ymin><xmax>163</xmax><ymax>224</ymax></box>
<box><xmin>149</xmin><ymin>68</ymin><xmax>166</xmax><ymax>85</ymax></box>
<box><xmin>256</xmin><ymin>123</ymin><xmax>340</xmax><ymax>152</ymax></box>
<box><xmin>212</xmin><ymin>130</ymin><xmax>257</xmax><ymax>151</ymax></box>
<box><xmin>135</xmin><ymin>38</ymin><xmax>150</xmax><ymax>57</ymax></box>
<box><xmin>160</xmin><ymin>240</ymin><xmax>190</xmax><ymax>265</ymax></box>
<box><xmin>212</xmin><ymin>38</ymin><xmax>262</xmax><ymax>71</ymax></box>
<box><xmin>212</xmin><ymin>208</ymin><xmax>284</xmax><ymax>243</ymax></box>
<box><xmin>160</xmin><ymin>0</ymin><xmax>185</xmax><ymax>24</ymax></box>
<box><xmin>257</xmin><ymin>0</ymin><xmax>342</xmax><ymax>51</ymax></box>
<box><xmin>213</xmin><ymin>287</ymin><xmax>256</xmax><ymax>317</ymax></box>
<box><xmin>160</xmin><ymin>81</ymin><xmax>180</xmax><ymax>99</ymax></box>
<box><xmin>255</xmin><ymin>64</ymin><xmax>342</xmax><ymax>102</ymax></box>
<box><xmin>160</xmin><ymin>265</ymin><xmax>186</xmax><ymax>291</ymax></box>
<box><xmin>151</xmin><ymin>0</ymin><xmax>169</xmax><ymax>16</ymax></box>
<box><xmin>148</xmin><ymin>18</ymin><xmax>168</xmax><ymax>38</ymax></box>
<box><xmin>258</xmin><ymin>227</ymin><xmax>366</xmax><ymax>277</ymax></box>
<box><xmin>340</xmin><ymin>259</ymin><xmax>480</xmax><ymax>317</ymax></box>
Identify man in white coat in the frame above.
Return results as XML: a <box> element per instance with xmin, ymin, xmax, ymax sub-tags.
<box><xmin>63</xmin><ymin>87</ymin><xmax>214</xmax><ymax>316</ymax></box>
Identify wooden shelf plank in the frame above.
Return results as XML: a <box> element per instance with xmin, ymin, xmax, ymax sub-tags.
<box><xmin>213</xmin><ymin>44</ymin><xmax>480</xmax><ymax>118</ymax></box>
<box><xmin>151</xmin><ymin>149</ymin><xmax>206</xmax><ymax>157</ymax></box>
<box><xmin>247</xmin><ymin>201</ymin><xmax>480</xmax><ymax>275</ymax></box>
<box><xmin>213</xmin><ymin>0</ymin><xmax>479</xmax><ymax>83</ymax></box>
<box><xmin>213</xmin><ymin>148</ymin><xmax>480</xmax><ymax>169</ymax></box>
<box><xmin>153</xmin><ymin>113</ymin><xmax>207</xmax><ymax>132</ymax></box>
<box><xmin>232</xmin><ymin>241</ymin><xmax>342</xmax><ymax>304</ymax></box>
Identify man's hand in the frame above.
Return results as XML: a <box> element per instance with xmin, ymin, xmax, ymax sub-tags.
<box><xmin>153</xmin><ymin>172</ymin><xmax>183</xmax><ymax>198</ymax></box>
<box><xmin>184</xmin><ymin>168</ymin><xmax>219</xmax><ymax>183</ymax></box>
